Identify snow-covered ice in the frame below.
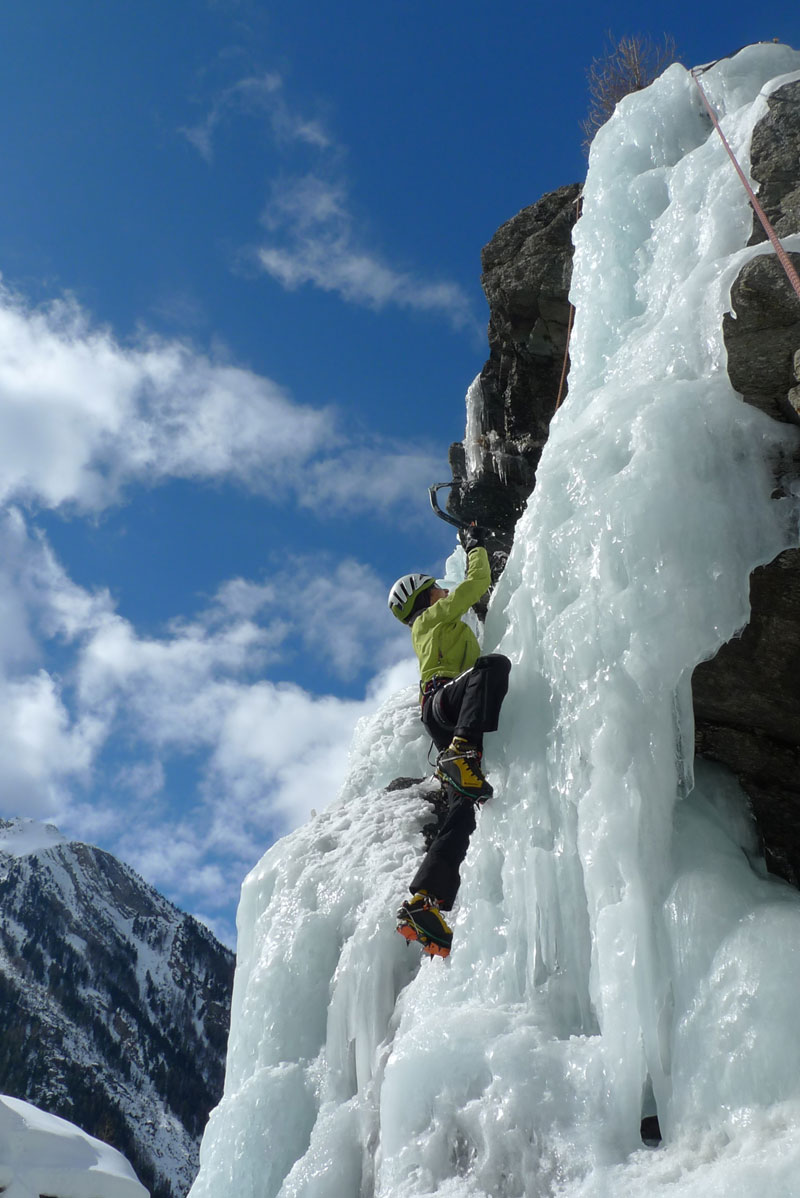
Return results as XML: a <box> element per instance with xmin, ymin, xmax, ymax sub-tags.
<box><xmin>0</xmin><ymin>1094</ymin><xmax>148</xmax><ymax>1197</ymax></box>
<box><xmin>189</xmin><ymin>44</ymin><xmax>800</xmax><ymax>1198</ymax></box>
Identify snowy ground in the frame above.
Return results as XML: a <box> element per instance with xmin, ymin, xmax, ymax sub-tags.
<box><xmin>189</xmin><ymin>43</ymin><xmax>800</xmax><ymax>1198</ymax></box>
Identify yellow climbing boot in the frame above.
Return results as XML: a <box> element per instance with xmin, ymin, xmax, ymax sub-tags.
<box><xmin>436</xmin><ymin>737</ymin><xmax>493</xmax><ymax>801</ymax></box>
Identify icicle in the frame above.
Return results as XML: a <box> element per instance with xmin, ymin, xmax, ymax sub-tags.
<box><xmin>464</xmin><ymin>374</ymin><xmax>484</xmax><ymax>479</ymax></box>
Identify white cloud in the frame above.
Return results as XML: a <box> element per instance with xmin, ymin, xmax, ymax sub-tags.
<box><xmin>73</xmin><ymin>553</ymin><xmax>408</xmax><ymax>749</ymax></box>
<box><xmin>258</xmin><ymin>175</ymin><xmax>478</xmax><ymax>331</ymax></box>
<box><xmin>270</xmin><ymin>556</ymin><xmax>408</xmax><ymax>679</ymax></box>
<box><xmin>191</xmin><ymin>555</ymin><xmax>410</xmax><ymax>683</ymax></box>
<box><xmin>0</xmin><ymin>507</ymin><xmax>114</xmax><ymax>669</ymax></box>
<box><xmin>73</xmin><ymin>671</ymin><xmax>394</xmax><ymax>922</ymax></box>
<box><xmin>210</xmin><ymin>577</ymin><xmax>277</xmax><ymax>622</ymax></box>
<box><xmin>263</xmin><ymin>175</ymin><xmax>349</xmax><ymax>232</ymax></box>
<box><xmin>0</xmin><ymin>506</ymin><xmax>424</xmax><ymax>930</ymax></box>
<box><xmin>0</xmin><ymin>280</ymin><xmax>446</xmax><ymax>517</ymax></box>
<box><xmin>0</xmin><ymin>512</ymin><xmax>115</xmax><ymax>818</ymax></box>
<box><xmin>207</xmin><ymin>681</ymin><xmax>362</xmax><ymax>822</ymax></box>
<box><xmin>0</xmin><ymin>282</ymin><xmax>335</xmax><ymax>511</ymax></box>
<box><xmin>76</xmin><ymin>616</ymin><xmax>285</xmax><ymax>750</ymax></box>
<box><xmin>299</xmin><ymin>445</ymin><xmax>444</xmax><ymax>515</ymax></box>
<box><xmin>113</xmin><ymin>760</ymin><xmax>166</xmax><ymax>802</ymax></box>
<box><xmin>0</xmin><ymin>672</ymin><xmax>102</xmax><ymax>817</ymax></box>
<box><xmin>182</xmin><ymin>66</ymin><xmax>477</xmax><ymax>331</ymax></box>
<box><xmin>181</xmin><ymin>72</ymin><xmax>329</xmax><ymax>162</ymax></box>
<box><xmin>34</xmin><ymin>542</ymin><xmax>408</xmax><ymax>907</ymax></box>
<box><xmin>0</xmin><ymin>30</ymin><xmax>462</xmax><ymax>937</ymax></box>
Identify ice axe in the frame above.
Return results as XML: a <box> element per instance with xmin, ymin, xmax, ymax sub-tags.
<box><xmin>428</xmin><ymin>481</ymin><xmax>499</xmax><ymax>536</ymax></box>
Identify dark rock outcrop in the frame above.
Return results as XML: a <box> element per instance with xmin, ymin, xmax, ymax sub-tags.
<box><xmin>723</xmin><ymin>253</ymin><xmax>800</xmax><ymax>425</ymax></box>
<box><xmin>748</xmin><ymin>80</ymin><xmax>800</xmax><ymax>245</ymax></box>
<box><xmin>456</xmin><ymin>75</ymin><xmax>800</xmax><ymax>886</ymax></box>
<box><xmin>725</xmin><ymin>78</ymin><xmax>800</xmax><ymax>426</ymax></box>
<box><xmin>694</xmin><ymin>76</ymin><xmax>800</xmax><ymax>882</ymax></box>
<box><xmin>446</xmin><ymin>183</ymin><xmax>582</xmax><ymax>575</ymax></box>
<box><xmin>693</xmin><ymin>550</ymin><xmax>800</xmax><ymax>882</ymax></box>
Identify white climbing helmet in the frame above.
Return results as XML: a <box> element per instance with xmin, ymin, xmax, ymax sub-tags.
<box><xmin>388</xmin><ymin>573</ymin><xmax>436</xmax><ymax>623</ymax></box>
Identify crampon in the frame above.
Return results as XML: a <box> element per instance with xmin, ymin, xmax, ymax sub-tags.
<box><xmin>396</xmin><ymin>918</ymin><xmax>451</xmax><ymax>958</ymax></box>
<box><xmin>396</xmin><ymin>894</ymin><xmax>452</xmax><ymax>958</ymax></box>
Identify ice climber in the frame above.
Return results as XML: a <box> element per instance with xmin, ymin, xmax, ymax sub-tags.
<box><xmin>387</xmin><ymin>527</ymin><xmax>511</xmax><ymax>958</ymax></box>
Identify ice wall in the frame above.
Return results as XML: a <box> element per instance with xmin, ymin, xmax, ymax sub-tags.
<box><xmin>190</xmin><ymin>45</ymin><xmax>800</xmax><ymax>1198</ymax></box>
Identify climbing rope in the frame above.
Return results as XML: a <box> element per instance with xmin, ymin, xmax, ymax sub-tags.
<box><xmin>555</xmin><ymin>69</ymin><xmax>800</xmax><ymax>414</ymax></box>
<box><xmin>554</xmin><ymin>300</ymin><xmax>575</xmax><ymax>412</ymax></box>
<box><xmin>554</xmin><ymin>192</ymin><xmax>583</xmax><ymax>412</ymax></box>
<box><xmin>691</xmin><ymin>66</ymin><xmax>800</xmax><ymax>304</ymax></box>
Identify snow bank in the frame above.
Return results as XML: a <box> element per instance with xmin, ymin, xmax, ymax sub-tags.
<box><xmin>190</xmin><ymin>43</ymin><xmax>800</xmax><ymax>1198</ymax></box>
<box><xmin>0</xmin><ymin>1094</ymin><xmax>148</xmax><ymax>1197</ymax></box>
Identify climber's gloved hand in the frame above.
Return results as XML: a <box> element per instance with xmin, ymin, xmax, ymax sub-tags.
<box><xmin>459</xmin><ymin>524</ymin><xmax>484</xmax><ymax>554</ymax></box>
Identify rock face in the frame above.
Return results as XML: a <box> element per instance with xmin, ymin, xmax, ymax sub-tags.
<box><xmin>722</xmin><ymin>80</ymin><xmax>800</xmax><ymax>427</ymax></box>
<box><xmin>0</xmin><ymin>823</ymin><xmax>234</xmax><ymax>1198</ymax></box>
<box><xmin>723</xmin><ymin>256</ymin><xmax>800</xmax><ymax>425</ymax></box>
<box><xmin>693</xmin><ymin>550</ymin><xmax>800</xmax><ymax>882</ymax></box>
<box><xmin>459</xmin><ymin>78</ymin><xmax>800</xmax><ymax>885</ymax></box>
<box><xmin>446</xmin><ymin>183</ymin><xmax>581</xmax><ymax>575</ymax></box>
<box><xmin>748</xmin><ymin>80</ymin><xmax>800</xmax><ymax>245</ymax></box>
<box><xmin>695</xmin><ymin>76</ymin><xmax>800</xmax><ymax>883</ymax></box>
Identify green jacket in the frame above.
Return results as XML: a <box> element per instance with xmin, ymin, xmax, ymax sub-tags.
<box><xmin>411</xmin><ymin>547</ymin><xmax>491</xmax><ymax>685</ymax></box>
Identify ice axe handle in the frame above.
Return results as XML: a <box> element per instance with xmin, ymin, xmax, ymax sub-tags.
<box><xmin>428</xmin><ymin>482</ymin><xmax>470</xmax><ymax>530</ymax></box>
<box><xmin>428</xmin><ymin>482</ymin><xmax>497</xmax><ymax>537</ymax></box>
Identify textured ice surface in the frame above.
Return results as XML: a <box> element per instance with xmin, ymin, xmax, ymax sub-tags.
<box><xmin>190</xmin><ymin>45</ymin><xmax>800</xmax><ymax>1198</ymax></box>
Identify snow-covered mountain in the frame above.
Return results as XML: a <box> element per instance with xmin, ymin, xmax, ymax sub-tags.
<box><xmin>0</xmin><ymin>818</ymin><xmax>234</xmax><ymax>1198</ymax></box>
<box><xmin>189</xmin><ymin>44</ymin><xmax>800</xmax><ymax>1198</ymax></box>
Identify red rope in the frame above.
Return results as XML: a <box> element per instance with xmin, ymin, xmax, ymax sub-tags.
<box><xmin>554</xmin><ymin>300</ymin><xmax>575</xmax><ymax>412</ymax></box>
<box><xmin>691</xmin><ymin>68</ymin><xmax>800</xmax><ymax>303</ymax></box>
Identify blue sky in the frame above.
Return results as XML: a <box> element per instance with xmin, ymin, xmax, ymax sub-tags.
<box><xmin>0</xmin><ymin>1</ymin><xmax>797</xmax><ymax>943</ymax></box>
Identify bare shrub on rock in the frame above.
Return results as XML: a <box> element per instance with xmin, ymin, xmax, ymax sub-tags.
<box><xmin>582</xmin><ymin>33</ymin><xmax>678</xmax><ymax>150</ymax></box>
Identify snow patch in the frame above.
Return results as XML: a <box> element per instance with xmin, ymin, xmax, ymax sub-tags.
<box><xmin>0</xmin><ymin>817</ymin><xmax>67</xmax><ymax>858</ymax></box>
<box><xmin>0</xmin><ymin>1094</ymin><xmax>147</xmax><ymax>1197</ymax></box>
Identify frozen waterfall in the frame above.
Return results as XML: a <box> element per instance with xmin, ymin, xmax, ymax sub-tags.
<box><xmin>189</xmin><ymin>44</ymin><xmax>800</xmax><ymax>1198</ymax></box>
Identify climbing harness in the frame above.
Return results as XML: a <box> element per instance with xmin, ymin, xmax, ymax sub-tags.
<box><xmin>691</xmin><ymin>65</ymin><xmax>800</xmax><ymax>304</ymax></box>
<box><xmin>419</xmin><ymin>675</ymin><xmax>450</xmax><ymax>706</ymax></box>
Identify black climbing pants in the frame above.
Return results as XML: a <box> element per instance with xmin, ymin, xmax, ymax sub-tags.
<box><xmin>421</xmin><ymin>653</ymin><xmax>511</xmax><ymax>752</ymax></box>
<box><xmin>411</xmin><ymin>654</ymin><xmax>510</xmax><ymax>909</ymax></box>
<box><xmin>409</xmin><ymin>790</ymin><xmax>476</xmax><ymax>910</ymax></box>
